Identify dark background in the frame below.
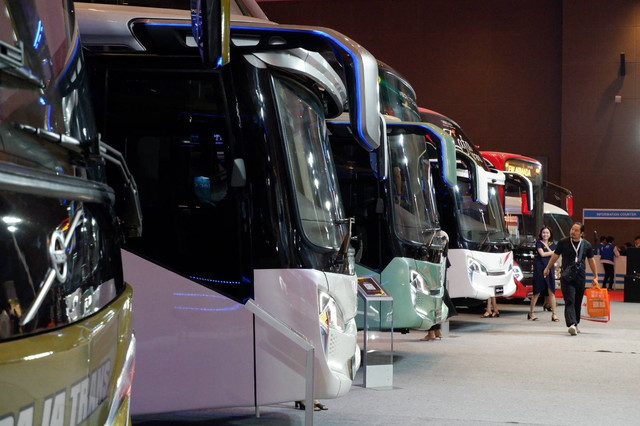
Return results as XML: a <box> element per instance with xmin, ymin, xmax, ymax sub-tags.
<box><xmin>257</xmin><ymin>0</ymin><xmax>640</xmax><ymax>246</ymax></box>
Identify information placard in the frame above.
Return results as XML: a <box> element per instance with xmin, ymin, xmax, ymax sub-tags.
<box><xmin>357</xmin><ymin>276</ymin><xmax>388</xmax><ymax>297</ymax></box>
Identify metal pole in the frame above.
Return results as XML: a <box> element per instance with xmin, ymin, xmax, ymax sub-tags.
<box><xmin>305</xmin><ymin>348</ymin><xmax>315</xmax><ymax>426</ymax></box>
<box><xmin>362</xmin><ymin>296</ymin><xmax>368</xmax><ymax>387</ymax></box>
<box><xmin>244</xmin><ymin>300</ymin><xmax>315</xmax><ymax>425</ymax></box>
<box><xmin>390</xmin><ymin>299</ymin><xmax>394</xmax><ymax>362</ymax></box>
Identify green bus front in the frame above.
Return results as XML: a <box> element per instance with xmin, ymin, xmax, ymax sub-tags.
<box><xmin>332</xmin><ymin>64</ymin><xmax>455</xmax><ymax>331</ymax></box>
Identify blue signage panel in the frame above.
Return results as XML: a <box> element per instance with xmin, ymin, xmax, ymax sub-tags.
<box><xmin>583</xmin><ymin>209</ymin><xmax>640</xmax><ymax>219</ymax></box>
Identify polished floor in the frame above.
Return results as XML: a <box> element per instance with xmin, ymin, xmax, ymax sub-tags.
<box><xmin>133</xmin><ymin>293</ymin><xmax>640</xmax><ymax>426</ymax></box>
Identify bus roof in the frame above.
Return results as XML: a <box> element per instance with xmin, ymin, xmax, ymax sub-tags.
<box><xmin>418</xmin><ymin>107</ymin><xmax>489</xmax><ymax>171</ymax></box>
<box><xmin>480</xmin><ymin>151</ymin><xmax>541</xmax><ymax>169</ymax></box>
<box><xmin>76</xmin><ymin>2</ymin><xmax>382</xmax><ymax>150</ymax></box>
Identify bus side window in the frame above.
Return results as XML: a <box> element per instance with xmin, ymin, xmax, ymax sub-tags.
<box><xmin>189</xmin><ymin>128</ymin><xmax>228</xmax><ymax>207</ymax></box>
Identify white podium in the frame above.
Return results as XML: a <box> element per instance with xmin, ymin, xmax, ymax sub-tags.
<box><xmin>357</xmin><ymin>276</ymin><xmax>394</xmax><ymax>389</ymax></box>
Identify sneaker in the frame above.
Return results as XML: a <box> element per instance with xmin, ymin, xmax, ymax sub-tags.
<box><xmin>568</xmin><ymin>325</ymin><xmax>577</xmax><ymax>336</ymax></box>
<box><xmin>576</xmin><ymin>325</ymin><xmax>580</xmax><ymax>334</ymax></box>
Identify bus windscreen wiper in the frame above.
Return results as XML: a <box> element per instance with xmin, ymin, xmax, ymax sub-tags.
<box><xmin>421</xmin><ymin>226</ymin><xmax>440</xmax><ymax>234</ymax></box>
<box><xmin>334</xmin><ymin>217</ymin><xmax>355</xmax><ymax>273</ymax></box>
<box><xmin>479</xmin><ymin>230</ymin><xmax>508</xmax><ymax>247</ymax></box>
<box><xmin>13</xmin><ymin>123</ymin><xmax>83</xmax><ymax>152</ymax></box>
<box><xmin>479</xmin><ymin>230</ymin><xmax>494</xmax><ymax>246</ymax></box>
<box><xmin>0</xmin><ymin>40</ymin><xmax>44</xmax><ymax>88</ymax></box>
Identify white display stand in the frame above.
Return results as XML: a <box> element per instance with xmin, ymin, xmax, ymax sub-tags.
<box><xmin>357</xmin><ymin>277</ymin><xmax>394</xmax><ymax>389</ymax></box>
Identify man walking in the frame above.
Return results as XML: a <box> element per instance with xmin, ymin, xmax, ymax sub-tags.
<box><xmin>544</xmin><ymin>222</ymin><xmax>598</xmax><ymax>336</ymax></box>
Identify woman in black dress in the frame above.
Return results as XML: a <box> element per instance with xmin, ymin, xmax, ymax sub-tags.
<box><xmin>528</xmin><ymin>226</ymin><xmax>559</xmax><ymax>321</ymax></box>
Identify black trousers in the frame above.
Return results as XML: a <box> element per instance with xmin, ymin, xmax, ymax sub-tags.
<box><xmin>602</xmin><ymin>263</ymin><xmax>614</xmax><ymax>289</ymax></box>
<box><xmin>561</xmin><ymin>277</ymin><xmax>586</xmax><ymax>327</ymax></box>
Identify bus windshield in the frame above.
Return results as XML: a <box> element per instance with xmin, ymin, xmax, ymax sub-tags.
<box><xmin>390</xmin><ymin>133</ymin><xmax>439</xmax><ymax>244</ymax></box>
<box><xmin>454</xmin><ymin>177</ymin><xmax>509</xmax><ymax>244</ymax></box>
<box><xmin>1</xmin><ymin>0</ymin><xmax>91</xmax><ymax>174</ymax></box>
<box><xmin>379</xmin><ymin>67</ymin><xmax>420</xmax><ymax>122</ymax></box>
<box><xmin>506</xmin><ymin>211</ymin><xmax>537</xmax><ymax>246</ymax></box>
<box><xmin>545</xmin><ymin>212</ymin><xmax>573</xmax><ymax>239</ymax></box>
<box><xmin>124</xmin><ymin>0</ymin><xmax>264</xmax><ymax>18</ymax></box>
<box><xmin>504</xmin><ymin>158</ymin><xmax>543</xmax><ymax>190</ymax></box>
<box><xmin>275</xmin><ymin>76</ymin><xmax>347</xmax><ymax>249</ymax></box>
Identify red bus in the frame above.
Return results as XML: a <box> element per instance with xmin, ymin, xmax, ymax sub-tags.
<box><xmin>481</xmin><ymin>152</ymin><xmax>573</xmax><ymax>300</ymax></box>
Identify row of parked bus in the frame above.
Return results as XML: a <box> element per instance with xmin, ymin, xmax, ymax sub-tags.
<box><xmin>0</xmin><ymin>1</ymin><xmax>574</xmax><ymax>424</ymax></box>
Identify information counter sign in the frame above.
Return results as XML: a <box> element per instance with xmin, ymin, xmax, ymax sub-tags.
<box><xmin>583</xmin><ymin>209</ymin><xmax>640</xmax><ymax>220</ymax></box>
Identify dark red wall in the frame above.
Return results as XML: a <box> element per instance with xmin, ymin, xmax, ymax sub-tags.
<box><xmin>258</xmin><ymin>0</ymin><xmax>640</xmax><ymax>244</ymax></box>
<box><xmin>562</xmin><ymin>0</ymin><xmax>640</xmax><ymax>245</ymax></box>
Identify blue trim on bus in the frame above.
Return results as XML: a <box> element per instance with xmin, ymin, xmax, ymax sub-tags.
<box><xmin>142</xmin><ymin>22</ymin><xmax>374</xmax><ymax>150</ymax></box>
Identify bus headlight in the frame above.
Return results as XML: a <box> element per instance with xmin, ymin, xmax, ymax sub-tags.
<box><xmin>409</xmin><ymin>270</ymin><xmax>427</xmax><ymax>310</ymax></box>
<box><xmin>513</xmin><ymin>264</ymin><xmax>523</xmax><ymax>281</ymax></box>
<box><xmin>467</xmin><ymin>257</ymin><xmax>487</xmax><ymax>282</ymax></box>
<box><xmin>319</xmin><ymin>291</ymin><xmax>345</xmax><ymax>352</ymax></box>
<box><xmin>410</xmin><ymin>271</ymin><xmax>434</xmax><ymax>317</ymax></box>
<box><xmin>346</xmin><ymin>247</ymin><xmax>355</xmax><ymax>276</ymax></box>
<box><xmin>105</xmin><ymin>333</ymin><xmax>135</xmax><ymax>425</ymax></box>
<box><xmin>409</xmin><ymin>270</ymin><xmax>428</xmax><ymax>294</ymax></box>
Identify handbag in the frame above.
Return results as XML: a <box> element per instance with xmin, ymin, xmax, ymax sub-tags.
<box><xmin>580</xmin><ymin>284</ymin><xmax>610</xmax><ymax>322</ymax></box>
<box><xmin>561</xmin><ymin>262</ymin><xmax>585</xmax><ymax>282</ymax></box>
<box><xmin>561</xmin><ymin>238</ymin><xmax>585</xmax><ymax>282</ymax></box>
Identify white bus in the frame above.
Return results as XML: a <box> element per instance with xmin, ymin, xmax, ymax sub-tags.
<box><xmin>419</xmin><ymin>109</ymin><xmax>515</xmax><ymax>303</ymax></box>
<box><xmin>76</xmin><ymin>1</ymin><xmax>383</xmax><ymax>414</ymax></box>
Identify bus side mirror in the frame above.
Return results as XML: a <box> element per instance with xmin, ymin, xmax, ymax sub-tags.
<box><xmin>422</xmin><ymin>123</ymin><xmax>457</xmax><ymax>188</ymax></box>
<box><xmin>521</xmin><ymin>192</ymin><xmax>531</xmax><ymax>215</ymax></box>
<box><xmin>378</xmin><ymin>116</ymin><xmax>388</xmax><ymax>180</ymax></box>
<box><xmin>440</xmin><ymin>131</ymin><xmax>457</xmax><ymax>188</ymax></box>
<box><xmin>191</xmin><ymin>0</ymin><xmax>230</xmax><ymax>68</ymax></box>
<box><xmin>566</xmin><ymin>197</ymin><xmax>573</xmax><ymax>217</ymax></box>
<box><xmin>383</xmin><ymin>121</ymin><xmax>457</xmax><ymax>188</ymax></box>
<box><xmin>472</xmin><ymin>163</ymin><xmax>489</xmax><ymax>205</ymax></box>
<box><xmin>504</xmin><ymin>172</ymin><xmax>533</xmax><ymax>215</ymax></box>
<box><xmin>456</xmin><ymin>153</ymin><xmax>487</xmax><ymax>205</ymax></box>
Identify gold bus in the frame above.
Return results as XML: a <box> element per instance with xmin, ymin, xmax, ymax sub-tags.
<box><xmin>0</xmin><ymin>1</ymin><xmax>138</xmax><ymax>424</ymax></box>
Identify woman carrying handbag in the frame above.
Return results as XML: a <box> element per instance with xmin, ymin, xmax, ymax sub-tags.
<box><xmin>528</xmin><ymin>226</ymin><xmax>559</xmax><ymax>322</ymax></box>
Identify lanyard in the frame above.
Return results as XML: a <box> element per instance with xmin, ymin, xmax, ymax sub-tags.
<box><xmin>571</xmin><ymin>238</ymin><xmax>582</xmax><ymax>262</ymax></box>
